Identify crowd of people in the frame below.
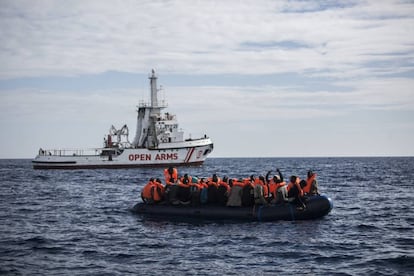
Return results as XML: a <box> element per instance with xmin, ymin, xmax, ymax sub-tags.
<box><xmin>141</xmin><ymin>167</ymin><xmax>320</xmax><ymax>210</ymax></box>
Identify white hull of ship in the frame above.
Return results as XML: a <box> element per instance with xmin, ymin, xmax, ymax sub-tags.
<box><xmin>33</xmin><ymin>140</ymin><xmax>213</xmax><ymax>170</ymax></box>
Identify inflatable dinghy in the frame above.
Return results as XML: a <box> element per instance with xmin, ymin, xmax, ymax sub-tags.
<box><xmin>132</xmin><ymin>195</ymin><xmax>333</xmax><ymax>221</ymax></box>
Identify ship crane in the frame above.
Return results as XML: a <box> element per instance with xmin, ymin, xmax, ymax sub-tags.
<box><xmin>107</xmin><ymin>124</ymin><xmax>131</xmax><ymax>148</ymax></box>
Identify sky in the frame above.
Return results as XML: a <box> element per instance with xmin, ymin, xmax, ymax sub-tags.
<box><xmin>0</xmin><ymin>0</ymin><xmax>413</xmax><ymax>158</ymax></box>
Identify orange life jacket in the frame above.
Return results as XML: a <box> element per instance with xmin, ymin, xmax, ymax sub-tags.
<box><xmin>178</xmin><ymin>175</ymin><xmax>192</xmax><ymax>188</ymax></box>
<box><xmin>153</xmin><ymin>181</ymin><xmax>165</xmax><ymax>201</ymax></box>
<box><xmin>303</xmin><ymin>174</ymin><xmax>317</xmax><ymax>194</ymax></box>
<box><xmin>207</xmin><ymin>176</ymin><xmax>221</xmax><ymax>187</ymax></box>
<box><xmin>243</xmin><ymin>178</ymin><xmax>253</xmax><ymax>186</ymax></box>
<box><xmin>218</xmin><ymin>180</ymin><xmax>230</xmax><ymax>193</ymax></box>
<box><xmin>198</xmin><ymin>179</ymin><xmax>208</xmax><ymax>189</ymax></box>
<box><xmin>189</xmin><ymin>182</ymin><xmax>203</xmax><ymax>191</ymax></box>
<box><xmin>254</xmin><ymin>178</ymin><xmax>269</xmax><ymax>197</ymax></box>
<box><xmin>268</xmin><ymin>180</ymin><xmax>277</xmax><ymax>195</ymax></box>
<box><xmin>232</xmin><ymin>179</ymin><xmax>245</xmax><ymax>187</ymax></box>
<box><xmin>269</xmin><ymin>181</ymin><xmax>286</xmax><ymax>198</ymax></box>
<box><xmin>141</xmin><ymin>181</ymin><xmax>153</xmax><ymax>199</ymax></box>
<box><xmin>164</xmin><ymin>168</ymin><xmax>178</xmax><ymax>185</ymax></box>
<box><xmin>141</xmin><ymin>181</ymin><xmax>164</xmax><ymax>203</ymax></box>
<box><xmin>287</xmin><ymin>178</ymin><xmax>303</xmax><ymax>197</ymax></box>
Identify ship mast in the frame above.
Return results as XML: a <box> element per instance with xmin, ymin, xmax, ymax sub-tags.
<box><xmin>132</xmin><ymin>69</ymin><xmax>165</xmax><ymax>148</ymax></box>
<box><xmin>149</xmin><ymin>69</ymin><xmax>158</xmax><ymax>108</ymax></box>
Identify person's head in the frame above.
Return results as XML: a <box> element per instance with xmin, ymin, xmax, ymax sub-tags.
<box><xmin>307</xmin><ymin>170</ymin><xmax>314</xmax><ymax>178</ymax></box>
<box><xmin>290</xmin><ymin>175</ymin><xmax>297</xmax><ymax>183</ymax></box>
<box><xmin>273</xmin><ymin>175</ymin><xmax>281</xmax><ymax>183</ymax></box>
<box><xmin>300</xmin><ymin>180</ymin><xmax>307</xmax><ymax>188</ymax></box>
<box><xmin>168</xmin><ymin>166</ymin><xmax>174</xmax><ymax>174</ymax></box>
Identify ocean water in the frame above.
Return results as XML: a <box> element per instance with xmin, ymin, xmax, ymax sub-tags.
<box><xmin>0</xmin><ymin>157</ymin><xmax>413</xmax><ymax>275</ymax></box>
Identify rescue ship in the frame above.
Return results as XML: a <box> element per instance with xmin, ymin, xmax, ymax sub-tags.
<box><xmin>32</xmin><ymin>70</ymin><xmax>214</xmax><ymax>169</ymax></box>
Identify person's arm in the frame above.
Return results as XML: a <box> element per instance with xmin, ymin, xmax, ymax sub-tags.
<box><xmin>265</xmin><ymin>170</ymin><xmax>272</xmax><ymax>184</ymax></box>
<box><xmin>276</xmin><ymin>169</ymin><xmax>283</xmax><ymax>182</ymax></box>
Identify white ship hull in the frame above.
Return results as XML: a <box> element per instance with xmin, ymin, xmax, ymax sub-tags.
<box><xmin>33</xmin><ymin>139</ymin><xmax>213</xmax><ymax>169</ymax></box>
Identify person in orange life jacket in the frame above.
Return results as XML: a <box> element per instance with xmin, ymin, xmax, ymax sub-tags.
<box><xmin>287</xmin><ymin>175</ymin><xmax>306</xmax><ymax>210</ymax></box>
<box><xmin>271</xmin><ymin>175</ymin><xmax>288</xmax><ymax>204</ymax></box>
<box><xmin>226</xmin><ymin>178</ymin><xmax>244</xmax><ymax>207</ymax></box>
<box><xmin>206</xmin><ymin>174</ymin><xmax>220</xmax><ymax>204</ymax></box>
<box><xmin>269</xmin><ymin>168</ymin><xmax>284</xmax><ymax>181</ymax></box>
<box><xmin>218</xmin><ymin>176</ymin><xmax>230</xmax><ymax>193</ymax></box>
<box><xmin>176</xmin><ymin>174</ymin><xmax>192</xmax><ymax>203</ymax></box>
<box><xmin>187</xmin><ymin>175</ymin><xmax>202</xmax><ymax>193</ymax></box>
<box><xmin>164</xmin><ymin>166</ymin><xmax>178</xmax><ymax>185</ymax></box>
<box><xmin>303</xmin><ymin>170</ymin><xmax>319</xmax><ymax>195</ymax></box>
<box><xmin>253</xmin><ymin>175</ymin><xmax>268</xmax><ymax>205</ymax></box>
<box><xmin>199</xmin><ymin>177</ymin><xmax>208</xmax><ymax>189</ymax></box>
<box><xmin>241</xmin><ymin>177</ymin><xmax>254</xmax><ymax>207</ymax></box>
<box><xmin>266</xmin><ymin>168</ymin><xmax>283</xmax><ymax>190</ymax></box>
<box><xmin>154</xmin><ymin>178</ymin><xmax>165</xmax><ymax>200</ymax></box>
<box><xmin>198</xmin><ymin>177</ymin><xmax>209</xmax><ymax>205</ymax></box>
<box><xmin>256</xmin><ymin>175</ymin><xmax>269</xmax><ymax>197</ymax></box>
<box><xmin>267</xmin><ymin>169</ymin><xmax>287</xmax><ymax>204</ymax></box>
<box><xmin>208</xmin><ymin>173</ymin><xmax>220</xmax><ymax>185</ymax></box>
<box><xmin>188</xmin><ymin>176</ymin><xmax>203</xmax><ymax>206</ymax></box>
<box><xmin>242</xmin><ymin>175</ymin><xmax>254</xmax><ymax>186</ymax></box>
<box><xmin>163</xmin><ymin>167</ymin><xmax>178</xmax><ymax>204</ymax></box>
<box><xmin>141</xmin><ymin>178</ymin><xmax>164</xmax><ymax>204</ymax></box>
<box><xmin>141</xmin><ymin>178</ymin><xmax>155</xmax><ymax>203</ymax></box>
<box><xmin>217</xmin><ymin>176</ymin><xmax>230</xmax><ymax>206</ymax></box>
<box><xmin>259</xmin><ymin>175</ymin><xmax>268</xmax><ymax>192</ymax></box>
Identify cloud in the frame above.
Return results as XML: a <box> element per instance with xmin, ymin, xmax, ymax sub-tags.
<box><xmin>0</xmin><ymin>0</ymin><xmax>413</xmax><ymax>79</ymax></box>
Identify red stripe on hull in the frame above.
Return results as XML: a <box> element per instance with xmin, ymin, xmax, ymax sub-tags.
<box><xmin>184</xmin><ymin>148</ymin><xmax>195</xmax><ymax>163</ymax></box>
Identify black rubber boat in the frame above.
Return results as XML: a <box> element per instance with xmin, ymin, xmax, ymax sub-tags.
<box><xmin>131</xmin><ymin>195</ymin><xmax>333</xmax><ymax>221</ymax></box>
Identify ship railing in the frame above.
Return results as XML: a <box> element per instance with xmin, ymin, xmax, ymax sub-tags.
<box><xmin>137</xmin><ymin>100</ymin><xmax>168</xmax><ymax>109</ymax></box>
<box><xmin>38</xmin><ymin>148</ymin><xmax>105</xmax><ymax>157</ymax></box>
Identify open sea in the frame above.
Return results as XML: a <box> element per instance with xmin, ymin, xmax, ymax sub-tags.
<box><xmin>0</xmin><ymin>157</ymin><xmax>413</xmax><ymax>275</ymax></box>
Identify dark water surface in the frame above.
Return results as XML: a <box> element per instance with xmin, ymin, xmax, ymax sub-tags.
<box><xmin>0</xmin><ymin>157</ymin><xmax>413</xmax><ymax>275</ymax></box>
